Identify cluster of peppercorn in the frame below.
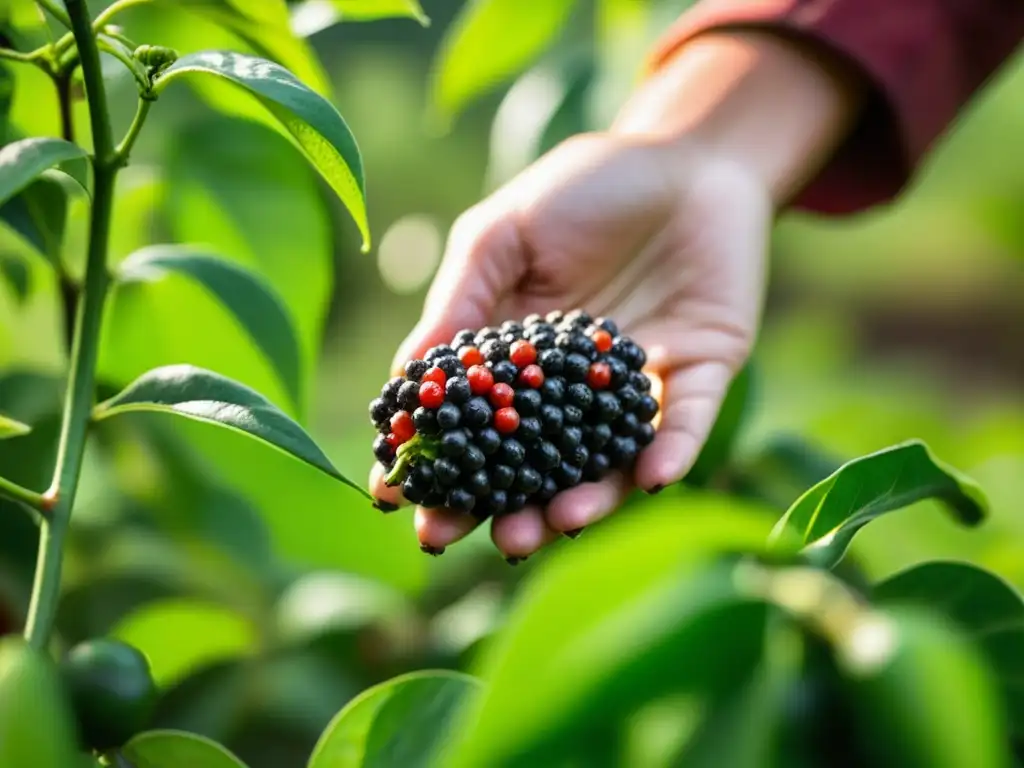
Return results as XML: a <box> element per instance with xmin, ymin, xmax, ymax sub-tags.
<box><xmin>369</xmin><ymin>310</ymin><xmax>659</xmax><ymax>519</ymax></box>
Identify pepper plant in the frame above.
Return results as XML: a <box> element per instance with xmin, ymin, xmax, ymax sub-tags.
<box><xmin>0</xmin><ymin>0</ymin><xmax>1022</xmax><ymax>767</ymax></box>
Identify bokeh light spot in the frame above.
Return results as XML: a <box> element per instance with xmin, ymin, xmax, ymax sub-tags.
<box><xmin>377</xmin><ymin>213</ymin><xmax>443</xmax><ymax>294</ymax></box>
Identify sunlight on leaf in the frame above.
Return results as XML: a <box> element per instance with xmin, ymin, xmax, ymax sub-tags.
<box><xmin>768</xmin><ymin>439</ymin><xmax>988</xmax><ymax>569</ymax></box>
<box><xmin>154</xmin><ymin>51</ymin><xmax>369</xmax><ymax>250</ymax></box>
<box><xmin>93</xmin><ymin>364</ymin><xmax>370</xmax><ymax>498</ymax></box>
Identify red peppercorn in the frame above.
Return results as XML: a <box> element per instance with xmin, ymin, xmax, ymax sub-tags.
<box><xmin>458</xmin><ymin>345</ymin><xmax>484</xmax><ymax>368</ymax></box>
<box><xmin>390</xmin><ymin>410</ymin><xmax>415</xmax><ymax>442</ymax></box>
<box><xmin>467</xmin><ymin>364</ymin><xmax>494</xmax><ymax>395</ymax></box>
<box><xmin>517</xmin><ymin>364</ymin><xmax>544</xmax><ymax>389</ymax></box>
<box><xmin>494</xmin><ymin>407</ymin><xmax>520</xmax><ymax>434</ymax></box>
<box><xmin>422</xmin><ymin>366</ymin><xmax>447</xmax><ymax>387</ymax></box>
<box><xmin>418</xmin><ymin>380</ymin><xmax>445</xmax><ymax>408</ymax></box>
<box><xmin>587</xmin><ymin>362</ymin><xmax>612</xmax><ymax>390</ymax></box>
<box><xmin>385</xmin><ymin>432</ymin><xmax>402</xmax><ymax>448</ymax></box>
<box><xmin>509</xmin><ymin>340</ymin><xmax>537</xmax><ymax>368</ymax></box>
<box><xmin>592</xmin><ymin>329</ymin><xmax>613</xmax><ymax>353</ymax></box>
<box><xmin>489</xmin><ymin>382</ymin><xmax>515</xmax><ymax>409</ymax></box>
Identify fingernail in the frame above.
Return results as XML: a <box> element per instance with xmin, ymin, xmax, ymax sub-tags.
<box><xmin>420</xmin><ymin>543</ymin><xmax>445</xmax><ymax>556</ymax></box>
<box><xmin>646</xmin><ymin>484</ymin><xmax>665</xmax><ymax>495</ymax></box>
<box><xmin>505</xmin><ymin>556</ymin><xmax>527</xmax><ymax>566</ymax></box>
<box><xmin>373</xmin><ymin>499</ymin><xmax>399</xmax><ymax>512</ymax></box>
<box><xmin>564</xmin><ymin>528</ymin><xmax>584</xmax><ymax>539</ymax></box>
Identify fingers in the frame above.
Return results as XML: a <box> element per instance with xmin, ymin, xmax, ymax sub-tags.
<box><xmin>544</xmin><ymin>473</ymin><xmax>632</xmax><ymax>533</ymax></box>
<box><xmin>491</xmin><ymin>506</ymin><xmax>561</xmax><ymax>561</ymax></box>
<box><xmin>415</xmin><ymin>506</ymin><xmax>484</xmax><ymax>553</ymax></box>
<box><xmin>369</xmin><ymin>462</ymin><xmax>405</xmax><ymax>511</ymax></box>
<box><xmin>633</xmin><ymin>360</ymin><xmax>737</xmax><ymax>492</ymax></box>
<box><xmin>389</xmin><ymin>206</ymin><xmax>527</xmax><ymax>375</ymax></box>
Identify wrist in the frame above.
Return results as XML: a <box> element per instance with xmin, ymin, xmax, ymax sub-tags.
<box><xmin>611</xmin><ymin>29</ymin><xmax>867</xmax><ymax>208</ymax></box>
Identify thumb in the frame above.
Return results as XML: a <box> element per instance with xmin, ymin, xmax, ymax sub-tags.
<box><xmin>390</xmin><ymin>206</ymin><xmax>526</xmax><ymax>375</ymax></box>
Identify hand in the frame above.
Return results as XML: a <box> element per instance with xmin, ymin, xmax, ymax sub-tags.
<box><xmin>369</xmin><ymin>30</ymin><xmax>864</xmax><ymax>560</ymax></box>
<box><xmin>370</xmin><ymin>129</ymin><xmax>771</xmax><ymax>558</ymax></box>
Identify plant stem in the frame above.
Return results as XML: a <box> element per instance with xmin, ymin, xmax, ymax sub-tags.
<box><xmin>0</xmin><ymin>476</ymin><xmax>46</xmax><ymax>513</ymax></box>
<box><xmin>114</xmin><ymin>97</ymin><xmax>151</xmax><ymax>161</ymax></box>
<box><xmin>36</xmin><ymin>0</ymin><xmax>72</xmax><ymax>28</ymax></box>
<box><xmin>23</xmin><ymin>0</ymin><xmax>118</xmax><ymax>651</ymax></box>
<box><xmin>53</xmin><ymin>0</ymin><xmax>150</xmax><ymax>55</ymax></box>
<box><xmin>55</xmin><ymin>72</ymin><xmax>79</xmax><ymax>355</ymax></box>
<box><xmin>92</xmin><ymin>0</ymin><xmax>151</xmax><ymax>29</ymax></box>
<box><xmin>0</xmin><ymin>48</ymin><xmax>41</xmax><ymax>64</ymax></box>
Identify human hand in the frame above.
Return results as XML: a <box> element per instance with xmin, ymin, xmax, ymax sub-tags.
<box><xmin>369</xmin><ymin>129</ymin><xmax>771</xmax><ymax>558</ymax></box>
<box><xmin>370</xmin><ymin>31</ymin><xmax>863</xmax><ymax>561</ymax></box>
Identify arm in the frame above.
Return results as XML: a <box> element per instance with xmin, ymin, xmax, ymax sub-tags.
<box><xmin>642</xmin><ymin>0</ymin><xmax>1024</xmax><ymax>214</ymax></box>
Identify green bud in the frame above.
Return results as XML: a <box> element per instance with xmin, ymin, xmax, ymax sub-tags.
<box><xmin>133</xmin><ymin>45</ymin><xmax>179</xmax><ymax>71</ymax></box>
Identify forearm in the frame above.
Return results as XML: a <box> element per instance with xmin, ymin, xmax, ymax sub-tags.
<box><xmin>615</xmin><ymin>0</ymin><xmax>1024</xmax><ymax>216</ymax></box>
<box><xmin>611</xmin><ymin>30</ymin><xmax>867</xmax><ymax>208</ymax></box>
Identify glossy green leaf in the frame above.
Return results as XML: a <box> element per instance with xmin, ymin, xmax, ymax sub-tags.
<box><xmin>180</xmin><ymin>0</ymin><xmax>332</xmax><ymax>95</ymax></box>
<box><xmin>122</xmin><ymin>729</ymin><xmax>249</xmax><ymax>768</ymax></box>
<box><xmin>768</xmin><ymin>439</ymin><xmax>987</xmax><ymax>568</ymax></box>
<box><xmin>445</xmin><ymin>497</ymin><xmax>779</xmax><ymax>766</ymax></box>
<box><xmin>93</xmin><ymin>364</ymin><xmax>369</xmax><ymax>497</ymax></box>
<box><xmin>686</xmin><ymin>361</ymin><xmax>755</xmax><ymax>487</ymax></box>
<box><xmin>0</xmin><ymin>411</ymin><xmax>30</xmax><ymax>439</ymax></box>
<box><xmin>874</xmin><ymin>561</ymin><xmax>1024</xmax><ymax>737</ymax></box>
<box><xmin>838</xmin><ymin>606</ymin><xmax>1009</xmax><ymax>768</ymax></box>
<box><xmin>117</xmin><ymin>245</ymin><xmax>303</xmax><ymax>411</ymax></box>
<box><xmin>308</xmin><ymin>670</ymin><xmax>483</xmax><ymax>768</ymax></box>
<box><xmin>0</xmin><ymin>137</ymin><xmax>87</xmax><ymax>209</ymax></box>
<box><xmin>0</xmin><ymin>636</ymin><xmax>82</xmax><ymax>768</ymax></box>
<box><xmin>0</xmin><ymin>176</ymin><xmax>68</xmax><ymax>267</ymax></box>
<box><xmin>333</xmin><ymin>0</ymin><xmax>428</xmax><ymax>22</ymax></box>
<box><xmin>153</xmin><ymin>51</ymin><xmax>369</xmax><ymax>250</ymax></box>
<box><xmin>430</xmin><ymin>0</ymin><xmax>578</xmax><ymax>125</ymax></box>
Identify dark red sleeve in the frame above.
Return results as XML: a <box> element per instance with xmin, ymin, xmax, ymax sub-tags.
<box><xmin>645</xmin><ymin>0</ymin><xmax>1024</xmax><ymax>215</ymax></box>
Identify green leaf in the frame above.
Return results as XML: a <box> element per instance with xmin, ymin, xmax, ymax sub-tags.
<box><xmin>838</xmin><ymin>605</ymin><xmax>1010</xmax><ymax>768</ymax></box>
<box><xmin>122</xmin><ymin>729</ymin><xmax>249</xmax><ymax>768</ymax></box>
<box><xmin>111</xmin><ymin>598</ymin><xmax>259</xmax><ymax>688</ymax></box>
<box><xmin>768</xmin><ymin>439</ymin><xmax>988</xmax><ymax>569</ymax></box>
<box><xmin>444</xmin><ymin>497</ymin><xmax>779</xmax><ymax>766</ymax></box>
<box><xmin>0</xmin><ymin>137</ymin><xmax>87</xmax><ymax>209</ymax></box>
<box><xmin>332</xmin><ymin>0</ymin><xmax>428</xmax><ymax>23</ymax></box>
<box><xmin>117</xmin><ymin>244</ymin><xmax>304</xmax><ymax>411</ymax></box>
<box><xmin>292</xmin><ymin>0</ymin><xmax>429</xmax><ymax>31</ymax></box>
<box><xmin>0</xmin><ymin>255</ymin><xmax>29</xmax><ymax>304</ymax></box>
<box><xmin>430</xmin><ymin>0</ymin><xmax>578</xmax><ymax>126</ymax></box>
<box><xmin>153</xmin><ymin>51</ymin><xmax>369</xmax><ymax>250</ymax></box>
<box><xmin>874</xmin><ymin>561</ymin><xmax>1024</xmax><ymax>737</ymax></box>
<box><xmin>93</xmin><ymin>364</ymin><xmax>369</xmax><ymax>497</ymax></box>
<box><xmin>0</xmin><ymin>412</ymin><xmax>30</xmax><ymax>439</ymax></box>
<box><xmin>178</xmin><ymin>0</ymin><xmax>333</xmax><ymax>96</ymax></box>
<box><xmin>0</xmin><ymin>176</ymin><xmax>68</xmax><ymax>267</ymax></box>
<box><xmin>308</xmin><ymin>670</ymin><xmax>483</xmax><ymax>768</ymax></box>
<box><xmin>0</xmin><ymin>636</ymin><xmax>82</xmax><ymax>768</ymax></box>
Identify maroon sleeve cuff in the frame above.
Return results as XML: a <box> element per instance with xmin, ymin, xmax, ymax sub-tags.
<box><xmin>645</xmin><ymin>0</ymin><xmax>1024</xmax><ymax>215</ymax></box>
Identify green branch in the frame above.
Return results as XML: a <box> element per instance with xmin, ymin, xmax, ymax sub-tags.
<box><xmin>23</xmin><ymin>0</ymin><xmax>118</xmax><ymax>651</ymax></box>
<box><xmin>53</xmin><ymin>0</ymin><xmax>151</xmax><ymax>55</ymax></box>
<box><xmin>36</xmin><ymin>0</ymin><xmax>72</xmax><ymax>28</ymax></box>
<box><xmin>0</xmin><ymin>475</ymin><xmax>47</xmax><ymax>514</ymax></box>
<box><xmin>0</xmin><ymin>47</ymin><xmax>42</xmax><ymax>65</ymax></box>
<box><xmin>115</xmin><ymin>97</ymin><xmax>151</xmax><ymax>161</ymax></box>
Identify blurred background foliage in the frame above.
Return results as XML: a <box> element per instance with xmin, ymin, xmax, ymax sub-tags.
<box><xmin>1</xmin><ymin>0</ymin><xmax>1023</xmax><ymax>765</ymax></box>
